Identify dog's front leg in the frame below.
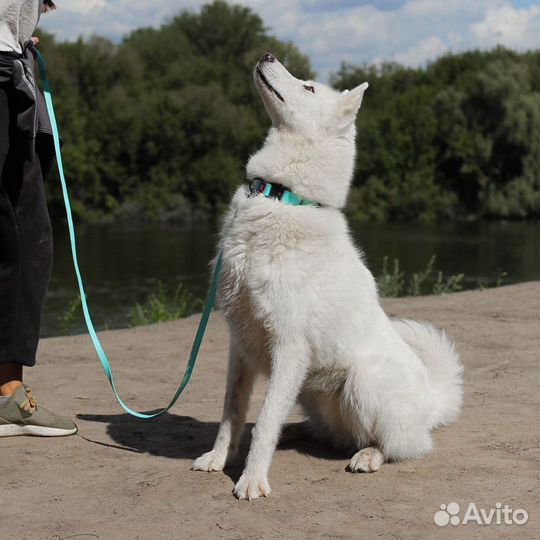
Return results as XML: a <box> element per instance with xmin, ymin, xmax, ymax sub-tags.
<box><xmin>193</xmin><ymin>340</ymin><xmax>255</xmax><ymax>472</ymax></box>
<box><xmin>234</xmin><ymin>338</ymin><xmax>308</xmax><ymax>501</ymax></box>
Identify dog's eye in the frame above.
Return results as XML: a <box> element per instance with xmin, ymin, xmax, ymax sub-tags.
<box><xmin>303</xmin><ymin>85</ymin><xmax>315</xmax><ymax>93</ymax></box>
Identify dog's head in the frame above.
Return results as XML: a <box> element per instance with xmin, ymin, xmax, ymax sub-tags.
<box><xmin>254</xmin><ymin>53</ymin><xmax>368</xmax><ymax>138</ymax></box>
<box><xmin>249</xmin><ymin>53</ymin><xmax>368</xmax><ymax>207</ymax></box>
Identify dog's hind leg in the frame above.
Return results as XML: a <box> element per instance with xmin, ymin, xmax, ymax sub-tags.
<box><xmin>349</xmin><ymin>447</ymin><xmax>384</xmax><ymax>473</ymax></box>
<box><xmin>192</xmin><ymin>340</ymin><xmax>255</xmax><ymax>472</ymax></box>
<box><xmin>342</xmin><ymin>355</ymin><xmax>433</xmax><ymax>472</ymax></box>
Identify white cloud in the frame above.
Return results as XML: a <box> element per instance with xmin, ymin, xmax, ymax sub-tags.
<box><xmin>239</xmin><ymin>0</ymin><xmax>539</xmax><ymax>78</ymax></box>
<box><xmin>392</xmin><ymin>36</ymin><xmax>449</xmax><ymax>66</ymax></box>
<box><xmin>38</xmin><ymin>0</ymin><xmax>540</xmax><ymax>81</ymax></box>
<box><xmin>472</xmin><ymin>3</ymin><xmax>540</xmax><ymax>50</ymax></box>
<box><xmin>61</xmin><ymin>0</ymin><xmax>107</xmax><ymax>15</ymax></box>
<box><xmin>40</xmin><ymin>0</ymin><xmax>207</xmax><ymax>41</ymax></box>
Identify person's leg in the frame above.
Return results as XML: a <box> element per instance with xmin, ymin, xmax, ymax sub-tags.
<box><xmin>0</xmin><ymin>364</ymin><xmax>23</xmax><ymax>396</ymax></box>
<box><xmin>0</xmin><ymin>81</ymin><xmax>25</xmax><ymax>396</ymax></box>
<box><xmin>0</xmin><ymin>81</ymin><xmax>75</xmax><ymax>437</ymax></box>
<box><xmin>7</xmin><ymin>135</ymin><xmax>54</xmax><ymax>368</ymax></box>
<box><xmin>0</xmin><ymin>82</ymin><xmax>53</xmax><ymax>379</ymax></box>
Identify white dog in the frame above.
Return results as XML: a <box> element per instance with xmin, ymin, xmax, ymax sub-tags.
<box><xmin>192</xmin><ymin>53</ymin><xmax>463</xmax><ymax>501</ymax></box>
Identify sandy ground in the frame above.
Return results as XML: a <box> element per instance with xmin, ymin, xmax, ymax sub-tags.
<box><xmin>1</xmin><ymin>282</ymin><xmax>538</xmax><ymax>540</ymax></box>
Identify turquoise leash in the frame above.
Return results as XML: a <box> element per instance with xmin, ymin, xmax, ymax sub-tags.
<box><xmin>34</xmin><ymin>49</ymin><xmax>223</xmax><ymax>419</ymax></box>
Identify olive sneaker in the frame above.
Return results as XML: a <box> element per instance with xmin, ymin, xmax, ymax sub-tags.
<box><xmin>0</xmin><ymin>385</ymin><xmax>77</xmax><ymax>437</ymax></box>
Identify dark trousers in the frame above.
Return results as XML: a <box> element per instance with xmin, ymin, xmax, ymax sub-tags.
<box><xmin>0</xmin><ymin>81</ymin><xmax>53</xmax><ymax>367</ymax></box>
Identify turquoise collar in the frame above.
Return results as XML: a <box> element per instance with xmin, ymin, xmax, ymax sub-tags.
<box><xmin>249</xmin><ymin>178</ymin><xmax>322</xmax><ymax>207</ymax></box>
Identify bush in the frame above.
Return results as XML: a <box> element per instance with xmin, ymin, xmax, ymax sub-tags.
<box><xmin>377</xmin><ymin>255</ymin><xmax>465</xmax><ymax>297</ymax></box>
<box><xmin>129</xmin><ymin>283</ymin><xmax>203</xmax><ymax>326</ymax></box>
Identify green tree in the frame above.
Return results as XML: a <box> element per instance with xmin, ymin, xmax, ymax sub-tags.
<box><xmin>36</xmin><ymin>3</ymin><xmax>539</xmax><ymax>224</ymax></box>
<box><xmin>333</xmin><ymin>48</ymin><xmax>539</xmax><ymax>221</ymax></box>
<box><xmin>37</xmin><ymin>1</ymin><xmax>313</xmax><ymax>223</ymax></box>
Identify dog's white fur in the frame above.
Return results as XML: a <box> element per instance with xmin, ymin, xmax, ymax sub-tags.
<box><xmin>192</xmin><ymin>54</ymin><xmax>463</xmax><ymax>500</ymax></box>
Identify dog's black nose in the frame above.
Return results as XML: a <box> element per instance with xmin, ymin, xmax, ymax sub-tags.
<box><xmin>263</xmin><ymin>52</ymin><xmax>275</xmax><ymax>62</ymax></box>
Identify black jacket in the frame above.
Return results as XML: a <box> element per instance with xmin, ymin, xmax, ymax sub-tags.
<box><xmin>0</xmin><ymin>43</ymin><xmax>55</xmax><ymax>174</ymax></box>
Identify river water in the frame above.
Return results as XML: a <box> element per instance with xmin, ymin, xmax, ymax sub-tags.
<box><xmin>41</xmin><ymin>220</ymin><xmax>539</xmax><ymax>337</ymax></box>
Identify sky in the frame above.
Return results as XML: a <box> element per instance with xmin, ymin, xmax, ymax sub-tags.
<box><xmin>39</xmin><ymin>0</ymin><xmax>540</xmax><ymax>81</ymax></box>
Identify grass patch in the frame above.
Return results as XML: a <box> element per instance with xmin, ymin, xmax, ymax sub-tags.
<box><xmin>129</xmin><ymin>282</ymin><xmax>203</xmax><ymax>327</ymax></box>
<box><xmin>377</xmin><ymin>255</ymin><xmax>466</xmax><ymax>297</ymax></box>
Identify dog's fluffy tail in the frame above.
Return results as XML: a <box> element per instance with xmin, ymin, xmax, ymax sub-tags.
<box><xmin>392</xmin><ymin>319</ymin><xmax>464</xmax><ymax>428</ymax></box>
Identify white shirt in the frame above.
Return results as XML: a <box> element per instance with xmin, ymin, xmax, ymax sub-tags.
<box><xmin>0</xmin><ymin>0</ymin><xmax>42</xmax><ymax>53</ymax></box>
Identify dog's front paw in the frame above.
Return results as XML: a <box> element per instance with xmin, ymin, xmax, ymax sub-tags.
<box><xmin>348</xmin><ymin>447</ymin><xmax>384</xmax><ymax>473</ymax></box>
<box><xmin>192</xmin><ymin>449</ymin><xmax>227</xmax><ymax>472</ymax></box>
<box><xmin>233</xmin><ymin>471</ymin><xmax>271</xmax><ymax>501</ymax></box>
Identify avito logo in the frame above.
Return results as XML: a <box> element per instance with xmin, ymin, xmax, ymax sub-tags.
<box><xmin>434</xmin><ymin>502</ymin><xmax>528</xmax><ymax>526</ymax></box>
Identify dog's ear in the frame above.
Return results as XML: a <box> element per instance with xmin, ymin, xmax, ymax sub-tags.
<box><xmin>339</xmin><ymin>82</ymin><xmax>369</xmax><ymax>118</ymax></box>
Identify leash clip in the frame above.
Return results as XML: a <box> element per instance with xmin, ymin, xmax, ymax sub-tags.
<box><xmin>249</xmin><ymin>178</ymin><xmax>266</xmax><ymax>198</ymax></box>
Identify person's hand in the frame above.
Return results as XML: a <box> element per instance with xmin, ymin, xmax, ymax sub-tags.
<box><xmin>30</xmin><ymin>36</ymin><xmax>39</xmax><ymax>46</ymax></box>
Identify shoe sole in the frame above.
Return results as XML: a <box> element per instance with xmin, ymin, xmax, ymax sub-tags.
<box><xmin>0</xmin><ymin>424</ymin><xmax>77</xmax><ymax>437</ymax></box>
